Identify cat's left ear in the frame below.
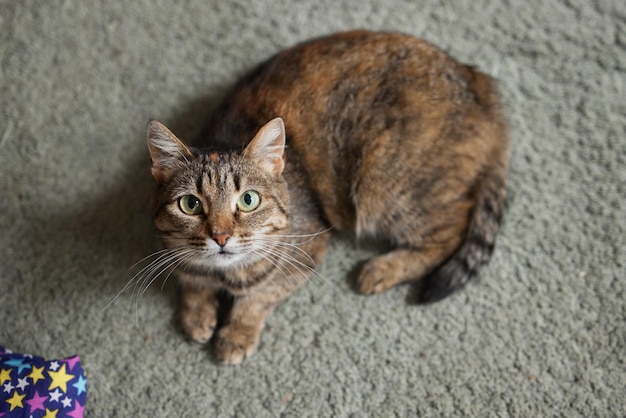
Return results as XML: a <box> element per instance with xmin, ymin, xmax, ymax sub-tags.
<box><xmin>243</xmin><ymin>117</ymin><xmax>286</xmax><ymax>175</ymax></box>
<box><xmin>146</xmin><ymin>120</ymin><xmax>193</xmax><ymax>182</ymax></box>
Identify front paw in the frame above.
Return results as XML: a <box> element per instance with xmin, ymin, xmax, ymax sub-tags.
<box><xmin>179</xmin><ymin>306</ymin><xmax>217</xmax><ymax>344</ymax></box>
<box><xmin>214</xmin><ymin>324</ymin><xmax>261</xmax><ymax>365</ymax></box>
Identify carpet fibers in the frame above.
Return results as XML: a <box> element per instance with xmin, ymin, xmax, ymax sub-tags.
<box><xmin>1</xmin><ymin>1</ymin><xmax>624</xmax><ymax>416</ymax></box>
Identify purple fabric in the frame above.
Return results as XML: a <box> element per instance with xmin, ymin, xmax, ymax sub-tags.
<box><xmin>0</xmin><ymin>347</ymin><xmax>86</xmax><ymax>418</ymax></box>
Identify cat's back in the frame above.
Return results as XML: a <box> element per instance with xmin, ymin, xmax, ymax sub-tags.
<box><xmin>203</xmin><ymin>30</ymin><xmax>508</xmax><ymax>231</ymax></box>
<box><xmin>203</xmin><ymin>31</ymin><xmax>478</xmax><ymax>145</ymax></box>
<box><xmin>207</xmin><ymin>30</ymin><xmax>505</xmax><ymax>152</ymax></box>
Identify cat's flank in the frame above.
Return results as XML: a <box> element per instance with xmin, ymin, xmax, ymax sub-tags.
<box><xmin>146</xmin><ymin>30</ymin><xmax>509</xmax><ymax>364</ymax></box>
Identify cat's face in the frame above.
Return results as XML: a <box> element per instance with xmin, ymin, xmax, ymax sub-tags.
<box><xmin>147</xmin><ymin>118</ymin><xmax>289</xmax><ymax>271</ymax></box>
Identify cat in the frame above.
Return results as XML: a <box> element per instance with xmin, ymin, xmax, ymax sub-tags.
<box><xmin>146</xmin><ymin>30</ymin><xmax>510</xmax><ymax>364</ymax></box>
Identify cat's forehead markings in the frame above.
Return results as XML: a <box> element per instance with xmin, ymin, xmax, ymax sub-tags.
<box><xmin>210</xmin><ymin>152</ymin><xmax>219</xmax><ymax>163</ymax></box>
<box><xmin>196</xmin><ymin>173</ymin><xmax>205</xmax><ymax>195</ymax></box>
<box><xmin>233</xmin><ymin>173</ymin><xmax>241</xmax><ymax>192</ymax></box>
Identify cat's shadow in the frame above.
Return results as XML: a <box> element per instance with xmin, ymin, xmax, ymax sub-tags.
<box><xmin>32</xmin><ymin>93</ymin><xmax>227</xmax><ymax>317</ymax></box>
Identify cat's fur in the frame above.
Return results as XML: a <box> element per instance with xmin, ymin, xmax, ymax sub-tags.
<box><xmin>146</xmin><ymin>30</ymin><xmax>509</xmax><ymax>364</ymax></box>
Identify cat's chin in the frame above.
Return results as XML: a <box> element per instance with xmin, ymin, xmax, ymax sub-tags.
<box><xmin>194</xmin><ymin>251</ymin><xmax>259</xmax><ymax>271</ymax></box>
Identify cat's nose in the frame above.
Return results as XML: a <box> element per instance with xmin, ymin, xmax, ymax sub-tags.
<box><xmin>212</xmin><ymin>233</ymin><xmax>231</xmax><ymax>247</ymax></box>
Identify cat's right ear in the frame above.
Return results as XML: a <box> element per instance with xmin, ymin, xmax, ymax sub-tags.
<box><xmin>242</xmin><ymin>117</ymin><xmax>286</xmax><ymax>176</ymax></box>
<box><xmin>146</xmin><ymin>120</ymin><xmax>192</xmax><ymax>182</ymax></box>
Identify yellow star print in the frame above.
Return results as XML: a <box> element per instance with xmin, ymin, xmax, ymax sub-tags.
<box><xmin>30</xmin><ymin>365</ymin><xmax>45</xmax><ymax>384</ymax></box>
<box><xmin>48</xmin><ymin>364</ymin><xmax>74</xmax><ymax>393</ymax></box>
<box><xmin>6</xmin><ymin>391</ymin><xmax>26</xmax><ymax>411</ymax></box>
<box><xmin>0</xmin><ymin>368</ymin><xmax>11</xmax><ymax>385</ymax></box>
<box><xmin>43</xmin><ymin>407</ymin><xmax>59</xmax><ymax>418</ymax></box>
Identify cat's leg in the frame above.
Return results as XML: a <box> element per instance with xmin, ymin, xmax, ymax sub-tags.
<box><xmin>215</xmin><ymin>253</ymin><xmax>327</xmax><ymax>363</ymax></box>
<box><xmin>178</xmin><ymin>284</ymin><xmax>219</xmax><ymax>344</ymax></box>
<box><xmin>214</xmin><ymin>227</ymin><xmax>331</xmax><ymax>364</ymax></box>
<box><xmin>353</xmin><ymin>165</ymin><xmax>471</xmax><ymax>295</ymax></box>
<box><xmin>214</xmin><ymin>290</ymin><xmax>283</xmax><ymax>365</ymax></box>
<box><xmin>356</xmin><ymin>235</ymin><xmax>463</xmax><ymax>295</ymax></box>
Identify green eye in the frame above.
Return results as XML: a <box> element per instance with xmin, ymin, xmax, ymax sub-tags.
<box><xmin>237</xmin><ymin>190</ymin><xmax>261</xmax><ymax>212</ymax></box>
<box><xmin>179</xmin><ymin>195</ymin><xmax>203</xmax><ymax>215</ymax></box>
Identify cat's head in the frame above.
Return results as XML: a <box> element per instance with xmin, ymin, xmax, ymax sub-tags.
<box><xmin>146</xmin><ymin>118</ymin><xmax>290</xmax><ymax>271</ymax></box>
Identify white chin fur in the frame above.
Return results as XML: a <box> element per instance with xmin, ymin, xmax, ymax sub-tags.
<box><xmin>194</xmin><ymin>240</ymin><xmax>262</xmax><ymax>270</ymax></box>
<box><xmin>169</xmin><ymin>237</ymin><xmax>263</xmax><ymax>271</ymax></box>
<box><xmin>202</xmin><ymin>252</ymin><xmax>247</xmax><ymax>270</ymax></box>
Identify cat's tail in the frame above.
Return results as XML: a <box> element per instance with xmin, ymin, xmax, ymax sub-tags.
<box><xmin>418</xmin><ymin>153</ymin><xmax>507</xmax><ymax>303</ymax></box>
<box><xmin>419</xmin><ymin>159</ymin><xmax>508</xmax><ymax>303</ymax></box>
<box><xmin>419</xmin><ymin>70</ymin><xmax>509</xmax><ymax>303</ymax></box>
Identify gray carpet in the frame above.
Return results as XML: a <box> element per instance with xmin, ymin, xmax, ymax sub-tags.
<box><xmin>1</xmin><ymin>1</ymin><xmax>624</xmax><ymax>416</ymax></box>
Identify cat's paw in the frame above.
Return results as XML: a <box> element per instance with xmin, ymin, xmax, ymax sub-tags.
<box><xmin>355</xmin><ymin>256</ymin><xmax>397</xmax><ymax>295</ymax></box>
<box><xmin>214</xmin><ymin>324</ymin><xmax>260</xmax><ymax>365</ymax></box>
<box><xmin>179</xmin><ymin>307</ymin><xmax>217</xmax><ymax>344</ymax></box>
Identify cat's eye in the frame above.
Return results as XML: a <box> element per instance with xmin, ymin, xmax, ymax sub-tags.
<box><xmin>237</xmin><ymin>191</ymin><xmax>261</xmax><ymax>212</ymax></box>
<box><xmin>179</xmin><ymin>195</ymin><xmax>203</xmax><ymax>215</ymax></box>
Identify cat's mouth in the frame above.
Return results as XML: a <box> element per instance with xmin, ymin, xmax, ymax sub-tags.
<box><xmin>209</xmin><ymin>246</ymin><xmax>243</xmax><ymax>260</ymax></box>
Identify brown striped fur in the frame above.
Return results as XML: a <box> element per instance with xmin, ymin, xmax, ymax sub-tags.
<box><xmin>146</xmin><ymin>30</ymin><xmax>509</xmax><ymax>364</ymax></box>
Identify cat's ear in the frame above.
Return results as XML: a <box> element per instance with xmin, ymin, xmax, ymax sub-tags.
<box><xmin>146</xmin><ymin>120</ymin><xmax>192</xmax><ymax>182</ymax></box>
<box><xmin>242</xmin><ymin>117</ymin><xmax>286</xmax><ymax>175</ymax></box>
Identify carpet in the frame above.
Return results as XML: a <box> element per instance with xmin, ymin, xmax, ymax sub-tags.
<box><xmin>1</xmin><ymin>0</ymin><xmax>624</xmax><ymax>416</ymax></box>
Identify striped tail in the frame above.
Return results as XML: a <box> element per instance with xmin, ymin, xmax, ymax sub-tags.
<box><xmin>418</xmin><ymin>160</ymin><xmax>508</xmax><ymax>303</ymax></box>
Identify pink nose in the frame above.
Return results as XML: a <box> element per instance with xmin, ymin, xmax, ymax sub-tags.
<box><xmin>212</xmin><ymin>233</ymin><xmax>231</xmax><ymax>247</ymax></box>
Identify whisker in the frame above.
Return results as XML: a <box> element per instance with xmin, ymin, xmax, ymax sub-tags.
<box><xmin>248</xmin><ymin>247</ymin><xmax>295</xmax><ymax>278</ymax></box>
<box><xmin>128</xmin><ymin>247</ymin><xmax>174</xmax><ymax>271</ymax></box>
<box><xmin>103</xmin><ymin>245</ymin><xmax>198</xmax><ymax>320</ymax></box>
<box><xmin>248</xmin><ymin>237</ymin><xmax>318</xmax><ymax>267</ymax></box>
<box><xmin>131</xmin><ymin>250</ymin><xmax>187</xmax><ymax>306</ymax></box>
<box><xmin>248</xmin><ymin>243</ymin><xmax>330</xmax><ymax>296</ymax></box>
<box><xmin>243</xmin><ymin>234</ymin><xmax>331</xmax><ymax>286</ymax></box>
<box><xmin>157</xmin><ymin>250</ymin><xmax>198</xmax><ymax>292</ymax></box>
<box><xmin>102</xmin><ymin>247</ymin><xmax>187</xmax><ymax>312</ymax></box>
<box><xmin>135</xmin><ymin>248</ymin><xmax>196</xmax><ymax>299</ymax></box>
<box><xmin>246</xmin><ymin>247</ymin><xmax>305</xmax><ymax>292</ymax></box>
<box><xmin>130</xmin><ymin>248</ymin><xmax>197</xmax><ymax>324</ymax></box>
<box><xmin>263</xmin><ymin>226</ymin><xmax>333</xmax><ymax>243</ymax></box>
<box><xmin>104</xmin><ymin>227</ymin><xmax>333</xmax><ymax>317</ymax></box>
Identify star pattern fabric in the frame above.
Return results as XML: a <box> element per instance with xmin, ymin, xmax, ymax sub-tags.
<box><xmin>0</xmin><ymin>347</ymin><xmax>86</xmax><ymax>418</ymax></box>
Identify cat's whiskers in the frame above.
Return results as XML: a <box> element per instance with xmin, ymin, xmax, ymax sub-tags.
<box><xmin>103</xmin><ymin>246</ymin><xmax>199</xmax><ymax>317</ymax></box>
<box><xmin>249</xmin><ymin>234</ymin><xmax>324</xmax><ymax>269</ymax></box>
<box><xmin>103</xmin><ymin>248</ymin><xmax>181</xmax><ymax>312</ymax></box>
<box><xmin>131</xmin><ymin>248</ymin><xmax>189</xmax><ymax>302</ymax></box>
<box><xmin>246</xmin><ymin>247</ymin><xmax>310</xmax><ymax>293</ymax></box>
<box><xmin>254</xmin><ymin>228</ymin><xmax>330</xmax><ymax>262</ymax></box>
<box><xmin>138</xmin><ymin>249</ymin><xmax>196</xmax><ymax>298</ymax></box>
<box><xmin>131</xmin><ymin>248</ymin><xmax>198</xmax><ymax>324</ymax></box>
<box><xmin>256</xmin><ymin>238</ymin><xmax>318</xmax><ymax>267</ymax></box>
<box><xmin>246</xmin><ymin>237</ymin><xmax>329</xmax><ymax>295</ymax></box>
<box><xmin>127</xmin><ymin>247</ymin><xmax>178</xmax><ymax>271</ymax></box>
<box><xmin>268</xmin><ymin>226</ymin><xmax>333</xmax><ymax>243</ymax></box>
<box><xmin>108</xmin><ymin>229</ymin><xmax>329</xmax><ymax>313</ymax></box>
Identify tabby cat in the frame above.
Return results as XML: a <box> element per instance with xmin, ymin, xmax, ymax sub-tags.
<box><xmin>146</xmin><ymin>30</ymin><xmax>509</xmax><ymax>364</ymax></box>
